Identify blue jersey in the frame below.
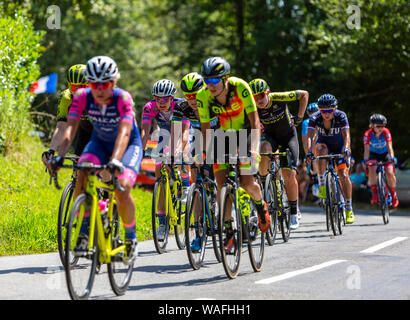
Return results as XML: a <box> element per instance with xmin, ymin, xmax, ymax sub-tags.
<box><xmin>301</xmin><ymin>118</ymin><xmax>309</xmax><ymax>136</ymax></box>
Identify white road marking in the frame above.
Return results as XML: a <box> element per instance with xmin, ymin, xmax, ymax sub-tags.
<box><xmin>255</xmin><ymin>260</ymin><xmax>347</xmax><ymax>285</ymax></box>
<box><xmin>360</xmin><ymin>237</ymin><xmax>408</xmax><ymax>254</ymax></box>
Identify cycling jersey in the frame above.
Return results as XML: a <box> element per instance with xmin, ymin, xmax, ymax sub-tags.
<box><xmin>57</xmin><ymin>88</ymin><xmax>93</xmax><ymax>131</ymax></box>
<box><xmin>69</xmin><ymin>87</ymin><xmax>143</xmax><ymax>182</ymax></box>
<box><xmin>363</xmin><ymin>128</ymin><xmax>392</xmax><ymax>155</ymax></box>
<box><xmin>301</xmin><ymin>118</ymin><xmax>309</xmax><ymax>136</ymax></box>
<box><xmin>308</xmin><ymin>109</ymin><xmax>349</xmax><ymax>146</ymax></box>
<box><xmin>172</xmin><ymin>99</ymin><xmax>219</xmax><ymax>130</ymax></box>
<box><xmin>142</xmin><ymin>98</ymin><xmax>182</xmax><ymax>132</ymax></box>
<box><xmin>257</xmin><ymin>91</ymin><xmax>299</xmax><ymax>138</ymax></box>
<box><xmin>196</xmin><ymin>77</ymin><xmax>256</xmax><ymax>131</ymax></box>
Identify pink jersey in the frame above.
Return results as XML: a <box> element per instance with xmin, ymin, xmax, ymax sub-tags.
<box><xmin>141</xmin><ymin>98</ymin><xmax>186</xmax><ymax>130</ymax></box>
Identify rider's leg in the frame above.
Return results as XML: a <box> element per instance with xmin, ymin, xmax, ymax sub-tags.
<box><xmin>367</xmin><ymin>163</ymin><xmax>378</xmax><ymax>204</ymax></box>
<box><xmin>385</xmin><ymin>164</ymin><xmax>399</xmax><ymax>207</ymax></box>
<box><xmin>313</xmin><ymin>143</ymin><xmax>328</xmax><ymax>199</ymax></box>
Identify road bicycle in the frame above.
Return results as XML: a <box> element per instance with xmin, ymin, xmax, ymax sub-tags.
<box><xmin>151</xmin><ymin>161</ymin><xmax>186</xmax><ymax>254</ymax></box>
<box><xmin>185</xmin><ymin>164</ymin><xmax>221</xmax><ymax>270</ymax></box>
<box><xmin>53</xmin><ymin>162</ymin><xmax>134</xmax><ymax>300</ymax></box>
<box><xmin>260</xmin><ymin>150</ymin><xmax>292</xmax><ymax>244</ymax></box>
<box><xmin>368</xmin><ymin>160</ymin><xmax>392</xmax><ymax>224</ymax></box>
<box><xmin>218</xmin><ymin>155</ymin><xmax>265</xmax><ymax>279</ymax></box>
<box><xmin>313</xmin><ymin>154</ymin><xmax>348</xmax><ymax>236</ymax></box>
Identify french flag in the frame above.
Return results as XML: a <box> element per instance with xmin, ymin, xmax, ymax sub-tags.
<box><xmin>29</xmin><ymin>73</ymin><xmax>58</xmax><ymax>94</ymax></box>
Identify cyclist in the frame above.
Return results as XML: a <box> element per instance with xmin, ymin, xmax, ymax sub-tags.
<box><xmin>196</xmin><ymin>57</ymin><xmax>270</xmax><ymax>252</ymax></box>
<box><xmin>50</xmin><ymin>56</ymin><xmax>143</xmax><ymax>264</ymax></box>
<box><xmin>363</xmin><ymin>114</ymin><xmax>399</xmax><ymax>208</ymax></box>
<box><xmin>172</xmin><ymin>72</ymin><xmax>219</xmax><ymax>252</ymax></box>
<box><xmin>140</xmin><ymin>79</ymin><xmax>184</xmax><ymax>241</ymax></box>
<box><xmin>306</xmin><ymin>94</ymin><xmax>355</xmax><ymax>224</ymax></box>
<box><xmin>302</xmin><ymin>102</ymin><xmax>320</xmax><ymax>199</ymax></box>
<box><xmin>248</xmin><ymin>78</ymin><xmax>309</xmax><ymax>230</ymax></box>
<box><xmin>42</xmin><ymin>64</ymin><xmax>91</xmax><ymax>167</ymax></box>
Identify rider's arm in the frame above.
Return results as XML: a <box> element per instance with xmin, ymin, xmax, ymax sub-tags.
<box><xmin>140</xmin><ymin>103</ymin><xmax>153</xmax><ymax>150</ymax></box>
<box><xmin>342</xmin><ymin>128</ymin><xmax>351</xmax><ymax>152</ymax></box>
<box><xmin>58</xmin><ymin>118</ymin><xmax>80</xmax><ymax>157</ymax></box>
<box><xmin>49</xmin><ymin>121</ymin><xmax>68</xmax><ymax>151</ymax></box>
<box><xmin>296</xmin><ymin>90</ymin><xmax>309</xmax><ymax>119</ymax></box>
<box><xmin>246</xmin><ymin>110</ymin><xmax>261</xmax><ymax>155</ymax></box>
<box><xmin>364</xmin><ymin>144</ymin><xmax>370</xmax><ymax>162</ymax></box>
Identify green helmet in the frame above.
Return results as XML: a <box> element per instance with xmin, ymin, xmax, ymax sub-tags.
<box><xmin>67</xmin><ymin>64</ymin><xmax>87</xmax><ymax>85</ymax></box>
<box><xmin>249</xmin><ymin>78</ymin><xmax>269</xmax><ymax>95</ymax></box>
<box><xmin>180</xmin><ymin>72</ymin><xmax>205</xmax><ymax>94</ymax></box>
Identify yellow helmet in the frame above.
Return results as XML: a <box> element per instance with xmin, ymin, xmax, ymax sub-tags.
<box><xmin>249</xmin><ymin>78</ymin><xmax>269</xmax><ymax>95</ymax></box>
<box><xmin>67</xmin><ymin>64</ymin><xmax>87</xmax><ymax>85</ymax></box>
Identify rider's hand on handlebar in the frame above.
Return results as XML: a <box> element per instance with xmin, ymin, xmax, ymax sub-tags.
<box><xmin>306</xmin><ymin>152</ymin><xmax>314</xmax><ymax>163</ymax></box>
<box><xmin>49</xmin><ymin>155</ymin><xmax>64</xmax><ymax>173</ymax></box>
<box><xmin>107</xmin><ymin>158</ymin><xmax>125</xmax><ymax>175</ymax></box>
<box><xmin>42</xmin><ymin>149</ymin><xmax>55</xmax><ymax>167</ymax></box>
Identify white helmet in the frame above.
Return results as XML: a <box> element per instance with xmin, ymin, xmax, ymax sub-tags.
<box><xmin>85</xmin><ymin>56</ymin><xmax>118</xmax><ymax>82</ymax></box>
<box><xmin>152</xmin><ymin>79</ymin><xmax>177</xmax><ymax>97</ymax></box>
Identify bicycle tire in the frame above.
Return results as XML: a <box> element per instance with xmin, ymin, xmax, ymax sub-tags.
<box><xmin>209</xmin><ymin>189</ymin><xmax>222</xmax><ymax>263</ymax></box>
<box><xmin>264</xmin><ymin>174</ymin><xmax>279</xmax><ymax>246</ymax></box>
<box><xmin>174</xmin><ymin>181</ymin><xmax>186</xmax><ymax>250</ymax></box>
<box><xmin>378</xmin><ymin>171</ymin><xmax>390</xmax><ymax>224</ymax></box>
<box><xmin>247</xmin><ymin>198</ymin><xmax>265</xmax><ymax>272</ymax></box>
<box><xmin>64</xmin><ymin>194</ymin><xmax>97</xmax><ymax>300</ymax></box>
<box><xmin>58</xmin><ymin>180</ymin><xmax>75</xmax><ymax>267</ymax></box>
<box><xmin>336</xmin><ymin>179</ymin><xmax>345</xmax><ymax>235</ymax></box>
<box><xmin>152</xmin><ymin>180</ymin><xmax>170</xmax><ymax>254</ymax></box>
<box><xmin>185</xmin><ymin>186</ymin><xmax>206</xmax><ymax>270</ymax></box>
<box><xmin>326</xmin><ymin>172</ymin><xmax>338</xmax><ymax>236</ymax></box>
<box><xmin>278</xmin><ymin>178</ymin><xmax>291</xmax><ymax>242</ymax></box>
<box><xmin>108</xmin><ymin>204</ymin><xmax>134</xmax><ymax>296</ymax></box>
<box><xmin>219</xmin><ymin>186</ymin><xmax>242</xmax><ymax>279</ymax></box>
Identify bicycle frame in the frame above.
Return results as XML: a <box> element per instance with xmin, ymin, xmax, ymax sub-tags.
<box><xmin>376</xmin><ymin>162</ymin><xmax>392</xmax><ymax>205</ymax></box>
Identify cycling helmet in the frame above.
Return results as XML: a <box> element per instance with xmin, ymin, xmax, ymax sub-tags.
<box><xmin>200</xmin><ymin>57</ymin><xmax>230</xmax><ymax>78</ymax></box>
<box><xmin>307</xmin><ymin>102</ymin><xmax>319</xmax><ymax>116</ymax></box>
<box><xmin>180</xmin><ymin>73</ymin><xmax>204</xmax><ymax>93</ymax></box>
<box><xmin>67</xmin><ymin>64</ymin><xmax>87</xmax><ymax>85</ymax></box>
<box><xmin>370</xmin><ymin>114</ymin><xmax>387</xmax><ymax>126</ymax></box>
<box><xmin>152</xmin><ymin>79</ymin><xmax>177</xmax><ymax>97</ymax></box>
<box><xmin>249</xmin><ymin>78</ymin><xmax>269</xmax><ymax>95</ymax></box>
<box><xmin>317</xmin><ymin>94</ymin><xmax>338</xmax><ymax>108</ymax></box>
<box><xmin>85</xmin><ymin>56</ymin><xmax>118</xmax><ymax>82</ymax></box>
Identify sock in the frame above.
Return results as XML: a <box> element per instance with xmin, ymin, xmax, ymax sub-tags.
<box><xmin>318</xmin><ymin>174</ymin><xmax>325</xmax><ymax>186</ymax></box>
<box><xmin>345</xmin><ymin>199</ymin><xmax>352</xmax><ymax>211</ymax></box>
<box><xmin>181</xmin><ymin>173</ymin><xmax>190</xmax><ymax>188</ymax></box>
<box><xmin>123</xmin><ymin>221</ymin><xmax>136</xmax><ymax>240</ymax></box>
<box><xmin>289</xmin><ymin>200</ymin><xmax>298</xmax><ymax>215</ymax></box>
<box><xmin>158</xmin><ymin>210</ymin><xmax>166</xmax><ymax>225</ymax></box>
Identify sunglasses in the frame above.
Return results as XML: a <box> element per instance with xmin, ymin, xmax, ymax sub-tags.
<box><xmin>89</xmin><ymin>82</ymin><xmax>113</xmax><ymax>90</ymax></box>
<box><xmin>204</xmin><ymin>78</ymin><xmax>222</xmax><ymax>85</ymax></box>
<box><xmin>319</xmin><ymin>108</ymin><xmax>335</xmax><ymax>114</ymax></box>
<box><xmin>69</xmin><ymin>83</ymin><xmax>88</xmax><ymax>92</ymax></box>
<box><xmin>154</xmin><ymin>96</ymin><xmax>172</xmax><ymax>103</ymax></box>
<box><xmin>184</xmin><ymin>93</ymin><xmax>197</xmax><ymax>100</ymax></box>
<box><xmin>253</xmin><ymin>92</ymin><xmax>267</xmax><ymax>101</ymax></box>
<box><xmin>374</xmin><ymin>125</ymin><xmax>385</xmax><ymax>128</ymax></box>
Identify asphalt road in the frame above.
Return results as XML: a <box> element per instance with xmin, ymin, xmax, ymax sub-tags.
<box><xmin>1</xmin><ymin>206</ymin><xmax>409</xmax><ymax>301</ymax></box>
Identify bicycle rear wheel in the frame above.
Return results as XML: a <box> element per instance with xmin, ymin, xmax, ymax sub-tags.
<box><xmin>278</xmin><ymin>179</ymin><xmax>291</xmax><ymax>242</ymax></box>
<box><xmin>247</xmin><ymin>199</ymin><xmax>265</xmax><ymax>272</ymax></box>
<box><xmin>152</xmin><ymin>180</ymin><xmax>170</xmax><ymax>254</ymax></box>
<box><xmin>210</xmin><ymin>191</ymin><xmax>222</xmax><ymax>263</ymax></box>
<box><xmin>58</xmin><ymin>180</ymin><xmax>75</xmax><ymax>266</ymax></box>
<box><xmin>65</xmin><ymin>194</ymin><xmax>97</xmax><ymax>300</ymax></box>
<box><xmin>378</xmin><ymin>172</ymin><xmax>390</xmax><ymax>224</ymax></box>
<box><xmin>174</xmin><ymin>182</ymin><xmax>187</xmax><ymax>250</ymax></box>
<box><xmin>219</xmin><ymin>186</ymin><xmax>242</xmax><ymax>279</ymax></box>
<box><xmin>108</xmin><ymin>204</ymin><xmax>134</xmax><ymax>296</ymax></box>
<box><xmin>185</xmin><ymin>186</ymin><xmax>206</xmax><ymax>270</ymax></box>
<box><xmin>264</xmin><ymin>174</ymin><xmax>278</xmax><ymax>246</ymax></box>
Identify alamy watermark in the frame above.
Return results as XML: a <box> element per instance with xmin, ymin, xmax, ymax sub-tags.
<box><xmin>47</xmin><ymin>5</ymin><xmax>61</xmax><ymax>29</ymax></box>
<box><xmin>346</xmin><ymin>265</ymin><xmax>361</xmax><ymax>290</ymax></box>
<box><xmin>346</xmin><ymin>5</ymin><xmax>361</xmax><ymax>30</ymax></box>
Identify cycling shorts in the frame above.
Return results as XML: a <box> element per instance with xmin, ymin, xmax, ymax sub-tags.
<box><xmin>314</xmin><ymin>141</ymin><xmax>347</xmax><ymax>170</ymax></box>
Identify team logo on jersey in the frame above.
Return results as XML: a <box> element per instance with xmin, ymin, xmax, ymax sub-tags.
<box><xmin>197</xmin><ymin>100</ymin><xmax>203</xmax><ymax>109</ymax></box>
<box><xmin>242</xmin><ymin>88</ymin><xmax>250</xmax><ymax>98</ymax></box>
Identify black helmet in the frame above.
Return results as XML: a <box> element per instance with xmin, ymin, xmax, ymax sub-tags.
<box><xmin>370</xmin><ymin>114</ymin><xmax>387</xmax><ymax>126</ymax></box>
<box><xmin>318</xmin><ymin>93</ymin><xmax>338</xmax><ymax>108</ymax></box>
<box><xmin>200</xmin><ymin>57</ymin><xmax>230</xmax><ymax>78</ymax></box>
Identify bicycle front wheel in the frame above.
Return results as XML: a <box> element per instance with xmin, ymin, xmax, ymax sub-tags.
<box><xmin>264</xmin><ymin>174</ymin><xmax>278</xmax><ymax>245</ymax></box>
<box><xmin>219</xmin><ymin>186</ymin><xmax>242</xmax><ymax>279</ymax></box>
<box><xmin>152</xmin><ymin>180</ymin><xmax>170</xmax><ymax>254</ymax></box>
<box><xmin>65</xmin><ymin>194</ymin><xmax>97</xmax><ymax>300</ymax></box>
<box><xmin>326</xmin><ymin>173</ymin><xmax>338</xmax><ymax>236</ymax></box>
<box><xmin>247</xmin><ymin>199</ymin><xmax>265</xmax><ymax>272</ymax></box>
<box><xmin>378</xmin><ymin>171</ymin><xmax>390</xmax><ymax>224</ymax></box>
<box><xmin>174</xmin><ymin>182</ymin><xmax>187</xmax><ymax>250</ymax></box>
<box><xmin>278</xmin><ymin>179</ymin><xmax>291</xmax><ymax>242</ymax></box>
<box><xmin>58</xmin><ymin>180</ymin><xmax>75</xmax><ymax>267</ymax></box>
<box><xmin>108</xmin><ymin>204</ymin><xmax>134</xmax><ymax>296</ymax></box>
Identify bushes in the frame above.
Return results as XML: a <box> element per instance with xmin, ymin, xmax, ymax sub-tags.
<box><xmin>0</xmin><ymin>12</ymin><xmax>44</xmax><ymax>155</ymax></box>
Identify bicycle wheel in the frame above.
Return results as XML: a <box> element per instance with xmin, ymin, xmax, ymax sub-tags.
<box><xmin>278</xmin><ymin>178</ymin><xmax>291</xmax><ymax>242</ymax></box>
<box><xmin>152</xmin><ymin>180</ymin><xmax>170</xmax><ymax>254</ymax></box>
<box><xmin>209</xmin><ymin>189</ymin><xmax>222</xmax><ymax>263</ymax></box>
<box><xmin>264</xmin><ymin>174</ymin><xmax>278</xmax><ymax>246</ymax></box>
<box><xmin>65</xmin><ymin>194</ymin><xmax>97</xmax><ymax>300</ymax></box>
<box><xmin>336</xmin><ymin>181</ymin><xmax>345</xmax><ymax>235</ymax></box>
<box><xmin>378</xmin><ymin>172</ymin><xmax>390</xmax><ymax>224</ymax></box>
<box><xmin>58</xmin><ymin>180</ymin><xmax>75</xmax><ymax>266</ymax></box>
<box><xmin>247</xmin><ymin>199</ymin><xmax>265</xmax><ymax>272</ymax></box>
<box><xmin>185</xmin><ymin>185</ymin><xmax>206</xmax><ymax>270</ymax></box>
<box><xmin>108</xmin><ymin>204</ymin><xmax>134</xmax><ymax>296</ymax></box>
<box><xmin>174</xmin><ymin>181</ymin><xmax>186</xmax><ymax>250</ymax></box>
<box><xmin>326</xmin><ymin>173</ymin><xmax>338</xmax><ymax>236</ymax></box>
<box><xmin>219</xmin><ymin>186</ymin><xmax>242</xmax><ymax>279</ymax></box>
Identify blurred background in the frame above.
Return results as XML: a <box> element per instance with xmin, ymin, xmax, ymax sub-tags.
<box><xmin>1</xmin><ymin>0</ymin><xmax>409</xmax><ymax>204</ymax></box>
